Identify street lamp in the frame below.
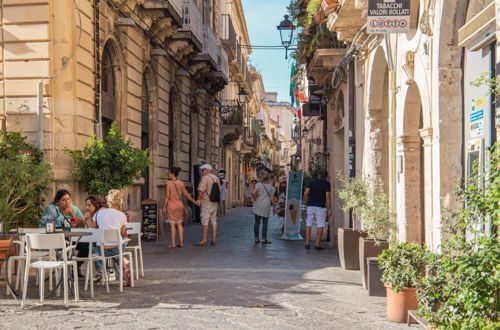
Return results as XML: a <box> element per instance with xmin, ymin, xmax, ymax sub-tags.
<box><xmin>277</xmin><ymin>15</ymin><xmax>295</xmax><ymax>59</ymax></box>
<box><xmin>238</xmin><ymin>86</ymin><xmax>248</xmax><ymax>105</ymax></box>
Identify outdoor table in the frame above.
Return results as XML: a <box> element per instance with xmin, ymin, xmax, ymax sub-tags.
<box><xmin>0</xmin><ymin>231</ymin><xmax>92</xmax><ymax>300</ymax></box>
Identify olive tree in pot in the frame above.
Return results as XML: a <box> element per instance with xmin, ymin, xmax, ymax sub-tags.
<box><xmin>378</xmin><ymin>242</ymin><xmax>431</xmax><ymax>323</ymax></box>
<box><xmin>336</xmin><ymin>174</ymin><xmax>368</xmax><ymax>270</ymax></box>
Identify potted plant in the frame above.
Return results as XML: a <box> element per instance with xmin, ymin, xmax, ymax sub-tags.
<box><xmin>0</xmin><ymin>132</ymin><xmax>50</xmax><ymax>231</ymax></box>
<box><xmin>336</xmin><ymin>174</ymin><xmax>368</xmax><ymax>270</ymax></box>
<box><xmin>379</xmin><ymin>242</ymin><xmax>431</xmax><ymax>323</ymax></box>
<box><xmin>66</xmin><ymin>122</ymin><xmax>150</xmax><ymax>197</ymax></box>
<box><xmin>417</xmin><ymin>142</ymin><xmax>500</xmax><ymax>329</ymax></box>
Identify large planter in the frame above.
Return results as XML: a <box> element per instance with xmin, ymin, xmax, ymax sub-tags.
<box><xmin>385</xmin><ymin>284</ymin><xmax>418</xmax><ymax>323</ymax></box>
<box><xmin>0</xmin><ymin>239</ymin><xmax>15</xmax><ymax>269</ymax></box>
<box><xmin>338</xmin><ymin>228</ymin><xmax>366</xmax><ymax>270</ymax></box>
<box><xmin>359</xmin><ymin>237</ymin><xmax>389</xmax><ymax>289</ymax></box>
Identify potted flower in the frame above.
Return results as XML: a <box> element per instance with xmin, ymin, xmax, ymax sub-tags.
<box><xmin>379</xmin><ymin>242</ymin><xmax>431</xmax><ymax>323</ymax></box>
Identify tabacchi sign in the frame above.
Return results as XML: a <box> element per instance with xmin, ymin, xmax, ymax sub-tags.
<box><xmin>367</xmin><ymin>0</ymin><xmax>410</xmax><ymax>34</ymax></box>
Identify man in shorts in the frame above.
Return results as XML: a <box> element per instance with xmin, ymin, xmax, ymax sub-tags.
<box><xmin>196</xmin><ymin>164</ymin><xmax>220</xmax><ymax>246</ymax></box>
<box><xmin>303</xmin><ymin>169</ymin><xmax>332</xmax><ymax>250</ymax></box>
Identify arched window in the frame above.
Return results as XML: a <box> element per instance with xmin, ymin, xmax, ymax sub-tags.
<box><xmin>141</xmin><ymin>73</ymin><xmax>151</xmax><ymax>201</ymax></box>
<box><xmin>101</xmin><ymin>42</ymin><xmax>119</xmax><ymax>136</ymax></box>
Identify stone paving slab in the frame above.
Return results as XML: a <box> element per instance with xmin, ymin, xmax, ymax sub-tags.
<box><xmin>0</xmin><ymin>208</ymin><xmax>412</xmax><ymax>329</ymax></box>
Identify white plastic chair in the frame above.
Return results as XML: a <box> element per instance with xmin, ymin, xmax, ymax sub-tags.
<box><xmin>6</xmin><ymin>228</ymin><xmax>55</xmax><ymax>296</ymax></box>
<box><xmin>100</xmin><ymin>229</ymin><xmax>134</xmax><ymax>292</ymax></box>
<box><xmin>125</xmin><ymin>222</ymin><xmax>144</xmax><ymax>279</ymax></box>
<box><xmin>71</xmin><ymin>229</ymin><xmax>109</xmax><ymax>298</ymax></box>
<box><xmin>21</xmin><ymin>233</ymin><xmax>79</xmax><ymax>308</ymax></box>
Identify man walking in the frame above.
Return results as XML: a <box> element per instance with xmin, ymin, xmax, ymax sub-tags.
<box><xmin>303</xmin><ymin>169</ymin><xmax>332</xmax><ymax>250</ymax></box>
<box><xmin>196</xmin><ymin>164</ymin><xmax>221</xmax><ymax>246</ymax></box>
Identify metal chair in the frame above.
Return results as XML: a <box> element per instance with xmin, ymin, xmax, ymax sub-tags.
<box><xmin>125</xmin><ymin>222</ymin><xmax>144</xmax><ymax>279</ymax></box>
<box><xmin>100</xmin><ymin>229</ymin><xmax>134</xmax><ymax>292</ymax></box>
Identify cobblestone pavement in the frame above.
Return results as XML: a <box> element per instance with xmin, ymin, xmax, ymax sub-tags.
<box><xmin>0</xmin><ymin>208</ymin><xmax>410</xmax><ymax>329</ymax></box>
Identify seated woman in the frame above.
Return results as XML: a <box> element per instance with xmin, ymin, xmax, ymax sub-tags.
<box><xmin>91</xmin><ymin>189</ymin><xmax>131</xmax><ymax>286</ymax></box>
<box><xmin>39</xmin><ymin>189</ymin><xmax>85</xmax><ymax>230</ymax></box>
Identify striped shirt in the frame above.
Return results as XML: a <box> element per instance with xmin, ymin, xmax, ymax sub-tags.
<box><xmin>253</xmin><ymin>183</ymin><xmax>275</xmax><ymax>217</ymax></box>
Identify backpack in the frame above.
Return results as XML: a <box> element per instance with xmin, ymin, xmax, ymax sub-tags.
<box><xmin>208</xmin><ymin>176</ymin><xmax>221</xmax><ymax>203</ymax></box>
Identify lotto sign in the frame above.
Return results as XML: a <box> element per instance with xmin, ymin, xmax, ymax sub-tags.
<box><xmin>367</xmin><ymin>0</ymin><xmax>411</xmax><ymax>34</ymax></box>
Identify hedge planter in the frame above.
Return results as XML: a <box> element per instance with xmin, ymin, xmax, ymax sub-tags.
<box><xmin>359</xmin><ymin>237</ymin><xmax>388</xmax><ymax>289</ymax></box>
<box><xmin>385</xmin><ymin>284</ymin><xmax>418</xmax><ymax>323</ymax></box>
<box><xmin>338</xmin><ymin>228</ymin><xmax>366</xmax><ymax>270</ymax></box>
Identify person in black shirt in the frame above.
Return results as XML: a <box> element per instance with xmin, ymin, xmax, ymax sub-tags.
<box><xmin>303</xmin><ymin>169</ymin><xmax>332</xmax><ymax>250</ymax></box>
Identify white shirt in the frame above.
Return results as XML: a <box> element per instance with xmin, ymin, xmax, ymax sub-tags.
<box><xmin>94</xmin><ymin>208</ymin><xmax>127</xmax><ymax>246</ymax></box>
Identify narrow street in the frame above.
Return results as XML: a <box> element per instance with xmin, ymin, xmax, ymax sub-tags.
<box><xmin>0</xmin><ymin>208</ymin><xmax>406</xmax><ymax>329</ymax></box>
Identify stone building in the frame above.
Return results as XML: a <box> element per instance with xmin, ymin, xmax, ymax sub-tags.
<box><xmin>0</xmin><ymin>0</ymin><xmax>233</xmax><ymax>220</ymax></box>
<box><xmin>298</xmin><ymin>0</ymin><xmax>499</xmax><ymax>249</ymax></box>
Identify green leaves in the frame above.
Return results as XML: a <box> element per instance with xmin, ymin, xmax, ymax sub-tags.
<box><xmin>66</xmin><ymin>122</ymin><xmax>150</xmax><ymax>196</ymax></box>
<box><xmin>417</xmin><ymin>143</ymin><xmax>500</xmax><ymax>329</ymax></box>
<box><xmin>379</xmin><ymin>242</ymin><xmax>432</xmax><ymax>293</ymax></box>
<box><xmin>336</xmin><ymin>174</ymin><xmax>396</xmax><ymax>243</ymax></box>
<box><xmin>0</xmin><ymin>132</ymin><xmax>50</xmax><ymax>230</ymax></box>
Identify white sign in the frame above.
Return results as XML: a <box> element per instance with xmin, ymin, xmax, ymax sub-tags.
<box><xmin>281</xmin><ymin>171</ymin><xmax>303</xmax><ymax>240</ymax></box>
<box><xmin>367</xmin><ymin>0</ymin><xmax>410</xmax><ymax>34</ymax></box>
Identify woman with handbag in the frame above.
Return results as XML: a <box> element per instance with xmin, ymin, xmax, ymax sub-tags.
<box><xmin>163</xmin><ymin>167</ymin><xmax>200</xmax><ymax>249</ymax></box>
<box><xmin>252</xmin><ymin>170</ymin><xmax>276</xmax><ymax>244</ymax></box>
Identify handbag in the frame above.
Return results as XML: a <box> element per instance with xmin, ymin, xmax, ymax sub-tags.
<box><xmin>171</xmin><ymin>181</ymin><xmax>190</xmax><ymax>222</ymax></box>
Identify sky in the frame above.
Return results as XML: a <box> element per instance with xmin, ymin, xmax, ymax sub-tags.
<box><xmin>241</xmin><ymin>0</ymin><xmax>292</xmax><ymax>103</ymax></box>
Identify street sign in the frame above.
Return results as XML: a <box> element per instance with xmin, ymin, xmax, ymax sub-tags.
<box><xmin>367</xmin><ymin>0</ymin><xmax>410</xmax><ymax>34</ymax></box>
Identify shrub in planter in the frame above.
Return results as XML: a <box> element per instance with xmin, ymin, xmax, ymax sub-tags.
<box><xmin>0</xmin><ymin>132</ymin><xmax>50</xmax><ymax>230</ymax></box>
<box><xmin>417</xmin><ymin>143</ymin><xmax>500</xmax><ymax>329</ymax></box>
<box><xmin>66</xmin><ymin>122</ymin><xmax>150</xmax><ymax>196</ymax></box>
<box><xmin>379</xmin><ymin>242</ymin><xmax>432</xmax><ymax>322</ymax></box>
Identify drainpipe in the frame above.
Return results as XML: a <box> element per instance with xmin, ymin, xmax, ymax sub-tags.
<box><xmin>94</xmin><ymin>0</ymin><xmax>102</xmax><ymax>138</ymax></box>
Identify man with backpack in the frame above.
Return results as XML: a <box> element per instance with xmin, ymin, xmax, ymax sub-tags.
<box><xmin>196</xmin><ymin>164</ymin><xmax>221</xmax><ymax>246</ymax></box>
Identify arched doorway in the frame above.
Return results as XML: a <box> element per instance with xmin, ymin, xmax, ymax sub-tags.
<box><xmin>101</xmin><ymin>41</ymin><xmax>121</xmax><ymax>136</ymax></box>
<box><xmin>398</xmin><ymin>84</ymin><xmax>425</xmax><ymax>244</ymax></box>
<box><xmin>365</xmin><ymin>47</ymin><xmax>390</xmax><ymax>191</ymax></box>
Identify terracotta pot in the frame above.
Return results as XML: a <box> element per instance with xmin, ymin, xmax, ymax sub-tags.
<box><xmin>359</xmin><ymin>237</ymin><xmax>389</xmax><ymax>289</ymax></box>
<box><xmin>385</xmin><ymin>284</ymin><xmax>418</xmax><ymax>323</ymax></box>
<box><xmin>0</xmin><ymin>239</ymin><xmax>15</xmax><ymax>269</ymax></box>
<box><xmin>338</xmin><ymin>228</ymin><xmax>366</xmax><ymax>270</ymax></box>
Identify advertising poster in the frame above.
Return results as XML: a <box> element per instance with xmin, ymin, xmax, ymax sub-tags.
<box><xmin>281</xmin><ymin>171</ymin><xmax>303</xmax><ymax>240</ymax></box>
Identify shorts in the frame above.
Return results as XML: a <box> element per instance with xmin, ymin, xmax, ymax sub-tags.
<box><xmin>201</xmin><ymin>203</ymin><xmax>218</xmax><ymax>225</ymax></box>
<box><xmin>306</xmin><ymin>206</ymin><xmax>327</xmax><ymax>228</ymax></box>
<box><xmin>166</xmin><ymin>219</ymin><xmax>183</xmax><ymax>225</ymax></box>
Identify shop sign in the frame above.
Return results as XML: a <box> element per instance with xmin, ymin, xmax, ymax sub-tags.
<box><xmin>281</xmin><ymin>171</ymin><xmax>303</xmax><ymax>240</ymax></box>
<box><xmin>470</xmin><ymin>97</ymin><xmax>485</xmax><ymax>138</ymax></box>
<box><xmin>367</xmin><ymin>0</ymin><xmax>410</xmax><ymax>34</ymax></box>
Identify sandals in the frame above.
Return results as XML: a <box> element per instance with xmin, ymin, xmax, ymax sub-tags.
<box><xmin>255</xmin><ymin>239</ymin><xmax>260</xmax><ymax>244</ymax></box>
<box><xmin>261</xmin><ymin>240</ymin><xmax>272</xmax><ymax>244</ymax></box>
<box><xmin>210</xmin><ymin>241</ymin><xmax>217</xmax><ymax>246</ymax></box>
<box><xmin>165</xmin><ymin>244</ymin><xmax>176</xmax><ymax>249</ymax></box>
<box><xmin>195</xmin><ymin>241</ymin><xmax>208</xmax><ymax>246</ymax></box>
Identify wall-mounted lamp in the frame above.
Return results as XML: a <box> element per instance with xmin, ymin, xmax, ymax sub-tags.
<box><xmin>238</xmin><ymin>86</ymin><xmax>248</xmax><ymax>105</ymax></box>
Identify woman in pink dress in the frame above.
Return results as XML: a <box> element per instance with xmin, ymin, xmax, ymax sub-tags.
<box><xmin>163</xmin><ymin>167</ymin><xmax>200</xmax><ymax>248</ymax></box>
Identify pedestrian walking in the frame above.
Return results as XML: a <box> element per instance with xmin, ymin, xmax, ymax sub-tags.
<box><xmin>163</xmin><ymin>167</ymin><xmax>200</xmax><ymax>249</ymax></box>
<box><xmin>218</xmin><ymin>169</ymin><xmax>228</xmax><ymax>216</ymax></box>
<box><xmin>244</xmin><ymin>183</ymin><xmax>253</xmax><ymax>206</ymax></box>
<box><xmin>253</xmin><ymin>170</ymin><xmax>276</xmax><ymax>244</ymax></box>
<box><xmin>303</xmin><ymin>169</ymin><xmax>332</xmax><ymax>250</ymax></box>
<box><xmin>196</xmin><ymin>164</ymin><xmax>221</xmax><ymax>246</ymax></box>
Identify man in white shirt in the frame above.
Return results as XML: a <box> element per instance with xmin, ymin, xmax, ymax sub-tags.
<box><xmin>196</xmin><ymin>164</ymin><xmax>220</xmax><ymax>246</ymax></box>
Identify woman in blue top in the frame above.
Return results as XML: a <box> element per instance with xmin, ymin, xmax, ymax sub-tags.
<box><xmin>39</xmin><ymin>189</ymin><xmax>85</xmax><ymax>229</ymax></box>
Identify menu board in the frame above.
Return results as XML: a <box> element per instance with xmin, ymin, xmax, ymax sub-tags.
<box><xmin>142</xmin><ymin>200</ymin><xmax>158</xmax><ymax>241</ymax></box>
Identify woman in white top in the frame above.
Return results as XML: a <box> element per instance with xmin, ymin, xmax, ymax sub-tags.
<box><xmin>218</xmin><ymin>169</ymin><xmax>228</xmax><ymax>216</ymax></box>
<box><xmin>252</xmin><ymin>170</ymin><xmax>276</xmax><ymax>244</ymax></box>
<box><xmin>90</xmin><ymin>189</ymin><xmax>131</xmax><ymax>286</ymax></box>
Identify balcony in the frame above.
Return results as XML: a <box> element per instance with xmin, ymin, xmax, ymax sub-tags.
<box><xmin>241</xmin><ymin>127</ymin><xmax>259</xmax><ymax>155</ymax></box>
<box><xmin>220</xmin><ymin>100</ymin><xmax>243</xmax><ymax>145</ymax></box>
<box><xmin>143</xmin><ymin>0</ymin><xmax>183</xmax><ymax>25</ymax></box>
<box><xmin>221</xmin><ymin>14</ymin><xmax>237</xmax><ymax>61</ymax></box>
<box><xmin>174</xmin><ymin>0</ymin><xmax>203</xmax><ymax>49</ymax></box>
<box><xmin>326</xmin><ymin>0</ymin><xmax>365</xmax><ymax>42</ymax></box>
<box><xmin>243</xmin><ymin>64</ymin><xmax>254</xmax><ymax>95</ymax></box>
<box><xmin>218</xmin><ymin>47</ymin><xmax>229</xmax><ymax>81</ymax></box>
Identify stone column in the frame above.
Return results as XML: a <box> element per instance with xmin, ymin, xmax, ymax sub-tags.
<box><xmin>419</xmin><ymin>127</ymin><xmax>434</xmax><ymax>248</ymax></box>
<box><xmin>396</xmin><ymin>135</ymin><xmax>423</xmax><ymax>244</ymax></box>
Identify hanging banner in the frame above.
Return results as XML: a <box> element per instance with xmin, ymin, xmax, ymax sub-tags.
<box><xmin>281</xmin><ymin>171</ymin><xmax>304</xmax><ymax>240</ymax></box>
<box><xmin>367</xmin><ymin>0</ymin><xmax>410</xmax><ymax>34</ymax></box>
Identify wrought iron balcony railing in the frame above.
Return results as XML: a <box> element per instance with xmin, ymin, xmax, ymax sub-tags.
<box><xmin>218</xmin><ymin>47</ymin><xmax>229</xmax><ymax>81</ymax></box>
<box><xmin>221</xmin><ymin>100</ymin><xmax>243</xmax><ymax>126</ymax></box>
<box><xmin>221</xmin><ymin>14</ymin><xmax>237</xmax><ymax>60</ymax></box>
<box><xmin>202</xmin><ymin>24</ymin><xmax>219</xmax><ymax>66</ymax></box>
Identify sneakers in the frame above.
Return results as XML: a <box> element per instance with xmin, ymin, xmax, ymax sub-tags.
<box><xmin>314</xmin><ymin>246</ymin><xmax>324</xmax><ymax>251</ymax></box>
